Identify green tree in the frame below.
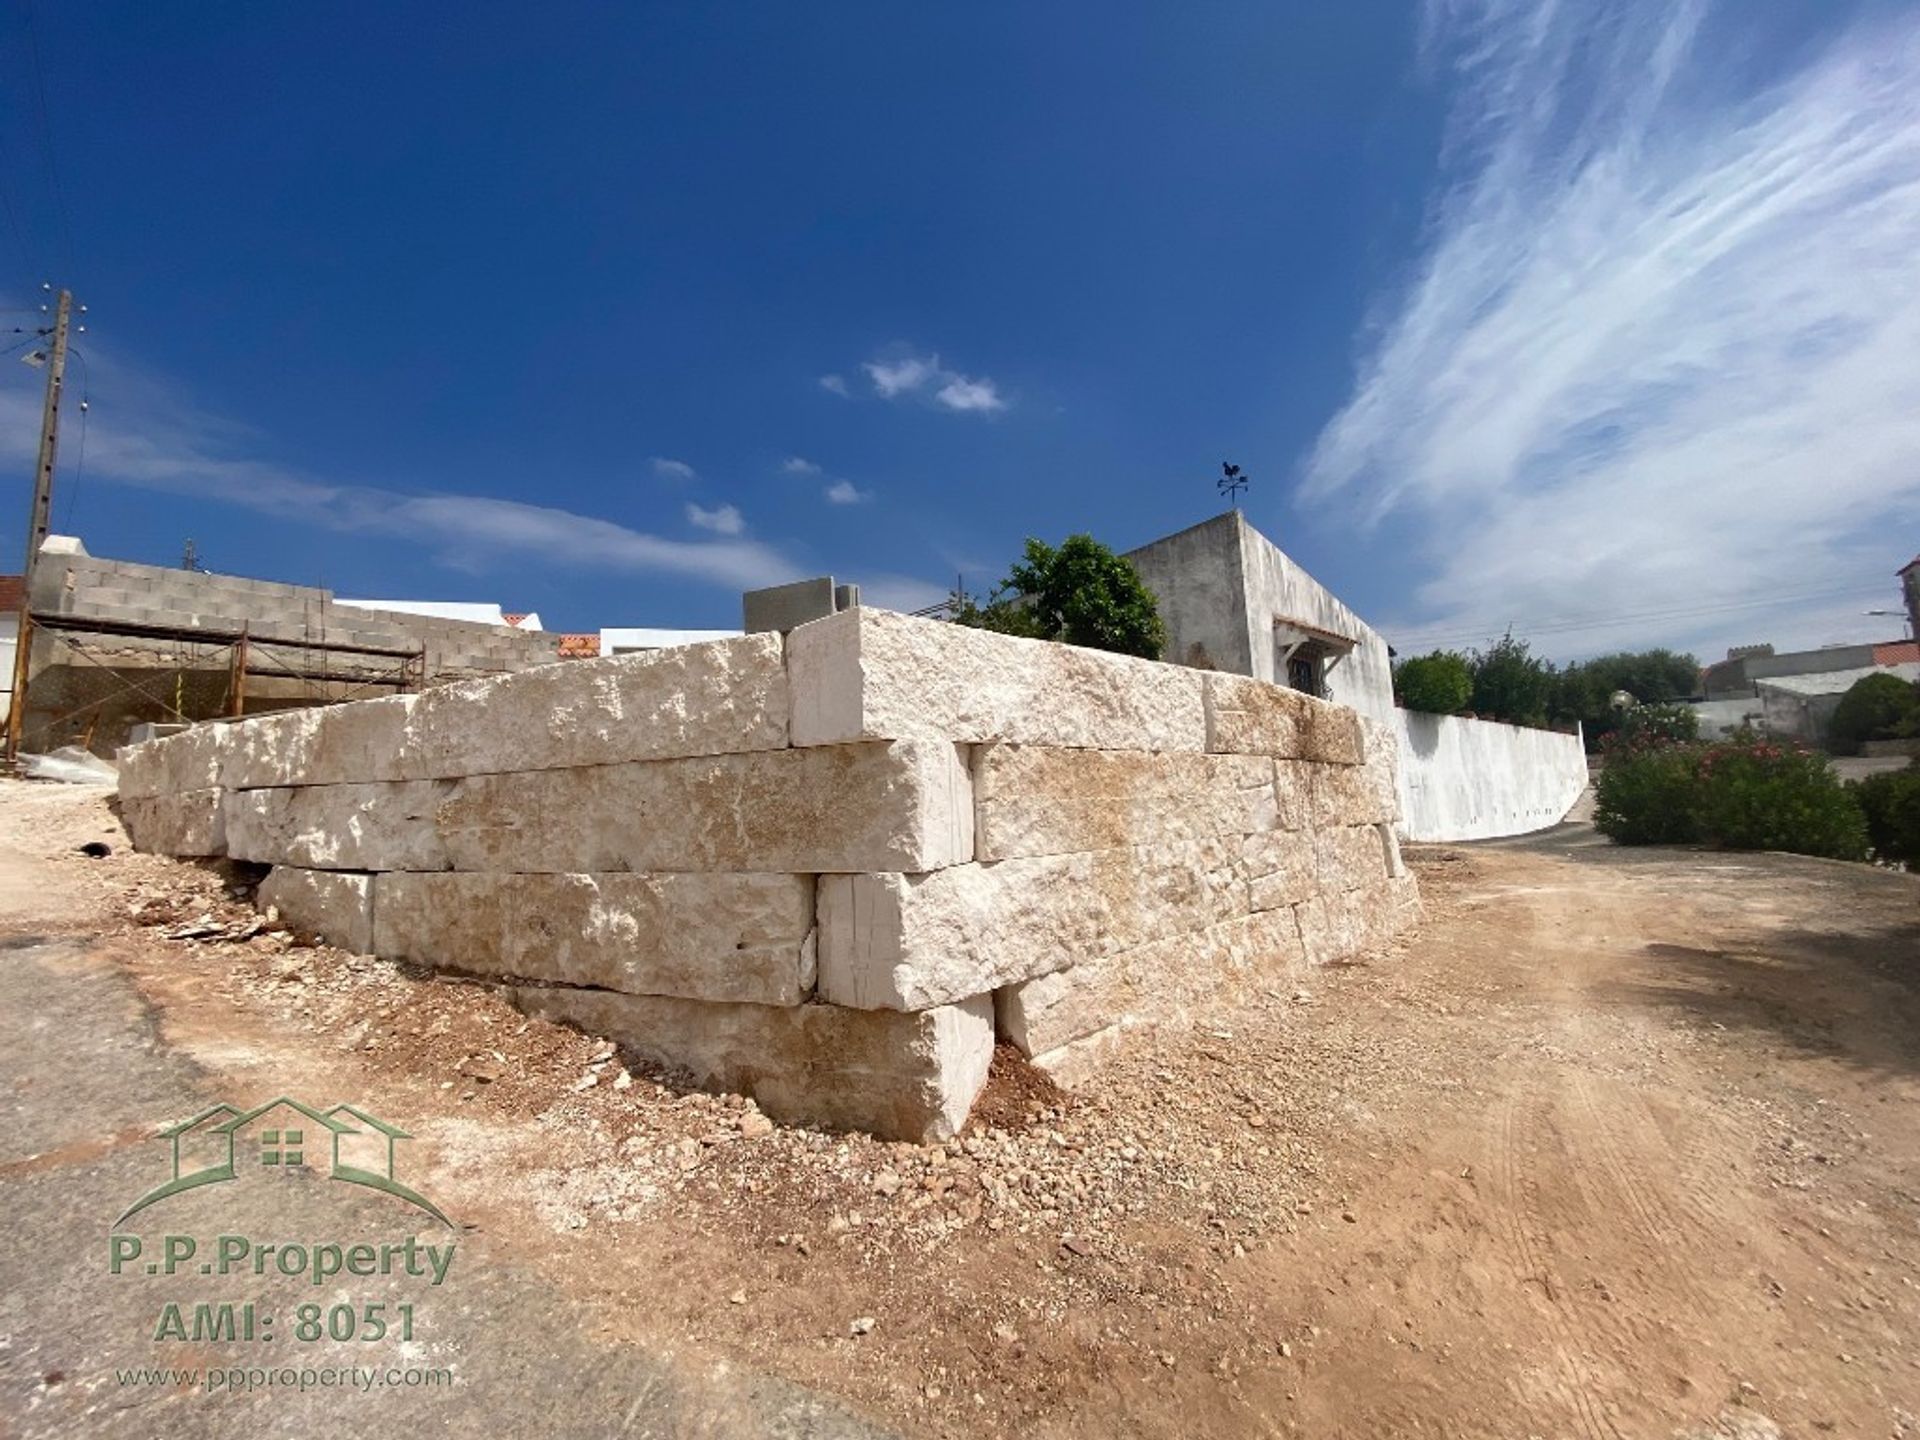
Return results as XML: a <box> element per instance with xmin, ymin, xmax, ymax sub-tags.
<box><xmin>1551</xmin><ymin>649</ymin><xmax>1702</xmax><ymax>749</ymax></box>
<box><xmin>1394</xmin><ymin>651</ymin><xmax>1472</xmax><ymax>714</ymax></box>
<box><xmin>1469</xmin><ymin>632</ymin><xmax>1554</xmax><ymax>727</ymax></box>
<box><xmin>1616</xmin><ymin>702</ymin><xmax>1699</xmax><ymax>745</ymax></box>
<box><xmin>1827</xmin><ymin>672</ymin><xmax>1920</xmax><ymax>755</ymax></box>
<box><xmin>952</xmin><ymin>534</ymin><xmax>1167</xmax><ymax>660</ymax></box>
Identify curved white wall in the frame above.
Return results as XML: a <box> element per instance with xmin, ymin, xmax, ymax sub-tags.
<box><xmin>1393</xmin><ymin>711</ymin><xmax>1589</xmax><ymax>842</ymax></box>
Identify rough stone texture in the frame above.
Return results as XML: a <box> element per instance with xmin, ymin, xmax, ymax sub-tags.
<box><xmin>1295</xmin><ymin>875</ymin><xmax>1421</xmax><ymax>966</ymax></box>
<box><xmin>1203</xmin><ymin>669</ymin><xmax>1365</xmax><ymax>765</ymax></box>
<box><xmin>509</xmin><ymin>987</ymin><xmax>995</xmax><ymax>1142</ymax></box>
<box><xmin>224</xmin><ymin>696</ymin><xmax>418</xmax><ymax>790</ymax></box>
<box><xmin>225</xmin><ymin>781</ymin><xmax>453</xmax><ymax>871</ymax></box>
<box><xmin>373</xmin><ymin>871</ymin><xmax>816</xmax><ymax>1006</ymax></box>
<box><xmin>1310</xmin><ymin>757</ymin><xmax>1399</xmax><ymax>829</ymax></box>
<box><xmin>257</xmin><ymin>867</ymin><xmax>374</xmax><ymax>953</ymax></box>
<box><xmin>1311</xmin><ymin>824</ymin><xmax>1393</xmax><ymax>895</ymax></box>
<box><xmin>395</xmin><ymin>633</ymin><xmax>789</xmax><ymax>781</ymax></box>
<box><xmin>1244</xmin><ymin>829</ymin><xmax>1317</xmax><ymax>911</ymax></box>
<box><xmin>116</xmin><ymin>721</ymin><xmax>235</xmax><ymax>800</ymax></box>
<box><xmin>120</xmin><ymin>788</ymin><xmax>227</xmax><ymax>857</ymax></box>
<box><xmin>1204</xmin><ymin>673</ymin><xmax>1309</xmax><ymax>759</ymax></box>
<box><xmin>434</xmin><ymin>741</ymin><xmax>971</xmax><ymax>874</ymax></box>
<box><xmin>818</xmin><ymin>837</ymin><xmax>1258</xmax><ymax>1011</ymax></box>
<box><xmin>998</xmin><ymin>907</ymin><xmax>1305</xmax><ymax>1059</ymax></box>
<box><xmin>223</xmin><ymin>741</ymin><xmax>973</xmax><ymax>875</ymax></box>
<box><xmin>789</xmin><ymin>607</ymin><xmax>1207</xmax><ymax>753</ymax></box>
<box><xmin>972</xmin><ymin>746</ymin><xmax>1278</xmax><ymax>860</ymax></box>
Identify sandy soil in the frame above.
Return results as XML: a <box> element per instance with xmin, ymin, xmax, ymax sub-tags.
<box><xmin>3</xmin><ymin>781</ymin><xmax>1918</xmax><ymax>1437</ymax></box>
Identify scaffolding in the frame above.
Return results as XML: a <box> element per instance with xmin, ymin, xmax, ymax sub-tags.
<box><xmin>7</xmin><ymin>610</ymin><xmax>427</xmax><ymax>756</ymax></box>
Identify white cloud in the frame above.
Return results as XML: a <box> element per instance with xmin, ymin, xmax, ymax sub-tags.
<box><xmin>864</xmin><ymin>355</ymin><xmax>940</xmax><ymax>398</ymax></box>
<box><xmin>781</xmin><ymin>456</ymin><xmax>822</xmax><ymax>475</ymax></box>
<box><xmin>860</xmin><ymin>350</ymin><xmax>1009</xmax><ymax>415</ymax></box>
<box><xmin>858</xmin><ymin>573</ymin><xmax>951</xmax><ymax>614</ymax></box>
<box><xmin>1301</xmin><ymin>1</ymin><xmax>1920</xmax><ymax>661</ymax></box>
<box><xmin>684</xmin><ymin>501</ymin><xmax>745</xmax><ymax>536</ymax></box>
<box><xmin>823</xmin><ymin>479</ymin><xmax>872</xmax><ymax>505</ymax></box>
<box><xmin>0</xmin><ymin>362</ymin><xmax>794</xmax><ymax>593</ymax></box>
<box><xmin>818</xmin><ymin>373</ymin><xmax>851</xmax><ymax>397</ymax></box>
<box><xmin>934</xmin><ymin>374</ymin><xmax>1006</xmax><ymax>414</ymax></box>
<box><xmin>650</xmin><ymin>457</ymin><xmax>696</xmax><ymax>481</ymax></box>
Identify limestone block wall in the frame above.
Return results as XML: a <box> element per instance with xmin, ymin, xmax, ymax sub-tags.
<box><xmin>116</xmin><ymin>609</ymin><xmax>1420</xmax><ymax>1140</ymax></box>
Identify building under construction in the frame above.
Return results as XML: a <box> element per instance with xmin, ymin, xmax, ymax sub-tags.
<box><xmin>7</xmin><ymin>537</ymin><xmax>563</xmax><ymax>755</ymax></box>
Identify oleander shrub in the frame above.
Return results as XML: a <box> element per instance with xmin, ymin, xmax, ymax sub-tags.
<box><xmin>1595</xmin><ymin>735</ymin><xmax>1702</xmax><ymax>845</ymax></box>
<box><xmin>1690</xmin><ymin>735</ymin><xmax>1868</xmax><ymax>860</ymax></box>
<box><xmin>1596</xmin><ymin>732</ymin><xmax>1868</xmax><ymax>860</ymax></box>
<box><xmin>1616</xmin><ymin>702</ymin><xmax>1699</xmax><ymax>746</ymax></box>
<box><xmin>1851</xmin><ymin>764</ymin><xmax>1920</xmax><ymax>867</ymax></box>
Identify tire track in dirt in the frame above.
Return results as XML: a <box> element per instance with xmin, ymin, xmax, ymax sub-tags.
<box><xmin>1489</xmin><ymin>1094</ymin><xmax>1624</xmax><ymax>1440</ymax></box>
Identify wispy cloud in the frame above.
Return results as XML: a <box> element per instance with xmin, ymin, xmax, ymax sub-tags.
<box><xmin>650</xmin><ymin>456</ymin><xmax>696</xmax><ymax>481</ymax></box>
<box><xmin>781</xmin><ymin>456</ymin><xmax>822</xmax><ymax>475</ymax></box>
<box><xmin>860</xmin><ymin>350</ymin><xmax>1009</xmax><ymax>415</ymax></box>
<box><xmin>817</xmin><ymin>373</ymin><xmax>851</xmax><ymax>397</ymax></box>
<box><xmin>1302</xmin><ymin>1</ymin><xmax>1920</xmax><ymax>660</ymax></box>
<box><xmin>684</xmin><ymin>501</ymin><xmax>745</xmax><ymax>536</ymax></box>
<box><xmin>824</xmin><ymin>479</ymin><xmax>872</xmax><ymax>505</ymax></box>
<box><xmin>0</xmin><ymin>360</ymin><xmax>794</xmax><ymax>593</ymax></box>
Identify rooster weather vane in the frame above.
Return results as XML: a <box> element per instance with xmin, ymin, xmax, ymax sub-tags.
<box><xmin>1217</xmin><ymin>461</ymin><xmax>1248</xmax><ymax>505</ymax></box>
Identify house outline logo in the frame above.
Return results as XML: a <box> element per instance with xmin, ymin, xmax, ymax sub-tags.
<box><xmin>114</xmin><ymin>1096</ymin><xmax>452</xmax><ymax>1229</ymax></box>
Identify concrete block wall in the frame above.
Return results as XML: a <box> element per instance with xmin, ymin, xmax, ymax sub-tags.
<box><xmin>28</xmin><ymin>550</ymin><xmax>563</xmax><ymax>680</ymax></box>
<box><xmin>116</xmin><ymin>609</ymin><xmax>1420</xmax><ymax>1139</ymax></box>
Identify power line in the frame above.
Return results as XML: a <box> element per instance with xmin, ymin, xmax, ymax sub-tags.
<box><xmin>56</xmin><ymin>341</ymin><xmax>88</xmax><ymax>533</ymax></box>
<box><xmin>1391</xmin><ymin>582</ymin><xmax>1889</xmax><ymax>652</ymax></box>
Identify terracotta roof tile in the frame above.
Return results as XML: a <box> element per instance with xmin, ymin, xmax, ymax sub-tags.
<box><xmin>556</xmin><ymin>633</ymin><xmax>601</xmax><ymax>658</ymax></box>
<box><xmin>0</xmin><ymin>575</ymin><xmax>22</xmax><ymax>613</ymax></box>
<box><xmin>1873</xmin><ymin>640</ymin><xmax>1920</xmax><ymax>665</ymax></box>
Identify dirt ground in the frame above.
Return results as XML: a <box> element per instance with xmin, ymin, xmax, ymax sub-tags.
<box><xmin>3</xmin><ymin>781</ymin><xmax>1918</xmax><ymax>1438</ymax></box>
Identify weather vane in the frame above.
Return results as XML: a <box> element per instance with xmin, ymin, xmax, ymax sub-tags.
<box><xmin>1217</xmin><ymin>461</ymin><xmax>1248</xmax><ymax>504</ymax></box>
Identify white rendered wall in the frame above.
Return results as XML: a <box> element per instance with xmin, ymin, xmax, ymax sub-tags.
<box><xmin>1393</xmin><ymin>711</ymin><xmax>1589</xmax><ymax>842</ymax></box>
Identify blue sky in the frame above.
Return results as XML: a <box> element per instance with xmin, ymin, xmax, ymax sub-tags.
<box><xmin>1</xmin><ymin>0</ymin><xmax>1915</xmax><ymax>660</ymax></box>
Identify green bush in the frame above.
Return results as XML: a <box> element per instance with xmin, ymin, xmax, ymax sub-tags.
<box><xmin>1595</xmin><ymin>733</ymin><xmax>1868</xmax><ymax>860</ymax></box>
<box><xmin>1827</xmin><ymin>672</ymin><xmax>1920</xmax><ymax>755</ymax></box>
<box><xmin>1691</xmin><ymin>736</ymin><xmax>1867</xmax><ymax>860</ymax></box>
<box><xmin>1595</xmin><ymin>738</ymin><xmax>1701</xmax><ymax>844</ymax></box>
<box><xmin>1851</xmin><ymin>764</ymin><xmax>1920</xmax><ymax>866</ymax></box>
<box><xmin>952</xmin><ymin>534</ymin><xmax>1167</xmax><ymax>660</ymax></box>
<box><xmin>1395</xmin><ymin>651</ymin><xmax>1472</xmax><ymax>714</ymax></box>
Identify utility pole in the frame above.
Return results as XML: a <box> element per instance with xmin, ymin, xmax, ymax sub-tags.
<box><xmin>6</xmin><ymin>287</ymin><xmax>75</xmax><ymax>762</ymax></box>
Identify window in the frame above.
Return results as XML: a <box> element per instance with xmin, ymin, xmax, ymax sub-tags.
<box><xmin>260</xmin><ymin>1128</ymin><xmax>304</xmax><ymax>1167</ymax></box>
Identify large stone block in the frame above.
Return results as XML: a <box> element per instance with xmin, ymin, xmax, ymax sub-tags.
<box><xmin>998</xmin><ymin>907</ymin><xmax>1305</xmax><ymax>1059</ymax></box>
<box><xmin>1204</xmin><ymin>672</ymin><xmax>1364</xmax><ymax>764</ymax></box>
<box><xmin>1310</xmin><ymin>760</ymin><xmax>1398</xmax><ymax>828</ymax></box>
<box><xmin>121</xmin><ymin>788</ymin><xmax>227</xmax><ymax>857</ymax></box>
<box><xmin>225</xmin><ymin>781</ymin><xmax>453</xmax><ymax>871</ymax></box>
<box><xmin>789</xmin><ymin>607</ymin><xmax>1207</xmax><ymax>753</ymax></box>
<box><xmin>224</xmin><ymin>696</ymin><xmax>418</xmax><ymax>790</ymax></box>
<box><xmin>257</xmin><ymin>867</ymin><xmax>374</xmax><ymax>953</ymax></box>
<box><xmin>116</xmin><ymin>722</ymin><xmax>236</xmax><ymax>800</ymax></box>
<box><xmin>1311</xmin><ymin>824</ymin><xmax>1393</xmax><ymax>895</ymax></box>
<box><xmin>972</xmin><ymin>746</ymin><xmax>1278</xmax><ymax>860</ymax></box>
<box><xmin>435</xmin><ymin>741</ymin><xmax>971</xmax><ymax>873</ymax></box>
<box><xmin>509</xmin><ymin>988</ymin><xmax>995</xmax><ymax>1142</ymax></box>
<box><xmin>223</xmin><ymin>741</ymin><xmax>972</xmax><ymax>874</ymax></box>
<box><xmin>1295</xmin><ymin>873</ymin><xmax>1421</xmax><ymax>965</ymax></box>
<box><xmin>373</xmin><ymin>871</ymin><xmax>815</xmax><ymax>1006</ymax></box>
<box><xmin>1244</xmin><ymin>829</ymin><xmax>1316</xmax><ymax>911</ymax></box>
<box><xmin>817</xmin><ymin>836</ymin><xmax>1255</xmax><ymax>1011</ymax></box>
<box><xmin>396</xmin><ymin>633</ymin><xmax>789</xmax><ymax>780</ymax></box>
